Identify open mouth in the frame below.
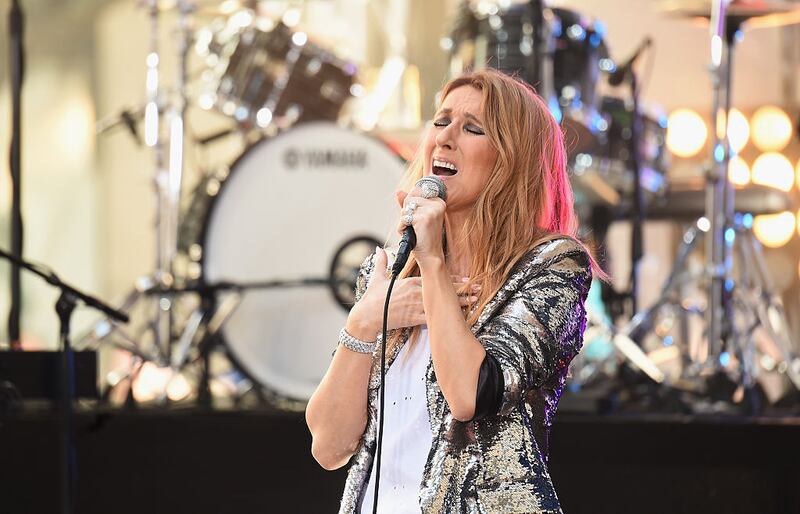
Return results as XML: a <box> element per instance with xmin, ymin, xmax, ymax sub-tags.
<box><xmin>432</xmin><ymin>158</ymin><xmax>458</xmax><ymax>177</ymax></box>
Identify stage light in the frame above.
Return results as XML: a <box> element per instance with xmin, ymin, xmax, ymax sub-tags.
<box><xmin>797</xmin><ymin>158</ymin><xmax>800</xmax><ymax>190</ymax></box>
<box><xmin>728</xmin><ymin>155</ymin><xmax>750</xmax><ymax>186</ymax></box>
<box><xmin>751</xmin><ymin>153</ymin><xmax>795</xmax><ymax>191</ymax></box>
<box><xmin>716</xmin><ymin>108</ymin><xmax>749</xmax><ymax>153</ymax></box>
<box><xmin>753</xmin><ymin>211</ymin><xmax>796</xmax><ymax>248</ymax></box>
<box><xmin>667</xmin><ymin>109</ymin><xmax>707</xmax><ymax>157</ymax></box>
<box><xmin>751</xmin><ymin>106</ymin><xmax>792</xmax><ymax>152</ymax></box>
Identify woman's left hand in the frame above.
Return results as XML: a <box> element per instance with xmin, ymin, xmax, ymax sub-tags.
<box><xmin>396</xmin><ymin>188</ymin><xmax>446</xmax><ymax>267</ymax></box>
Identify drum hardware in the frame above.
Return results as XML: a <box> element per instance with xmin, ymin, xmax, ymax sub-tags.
<box><xmin>616</xmin><ymin>215</ymin><xmax>800</xmax><ymax>402</ymax></box>
<box><xmin>96</xmin><ymin>106</ymin><xmax>146</xmax><ymax>146</ymax></box>
<box><xmin>86</xmin><ymin>0</ymin><xmax>369</xmax><ymax>406</ymax></box>
<box><xmin>180</xmin><ymin>122</ymin><xmax>406</xmax><ymax>406</ymax></box>
<box><xmin>576</xmin><ymin>2</ymin><xmax>800</xmax><ymax>411</ymax></box>
<box><xmin>77</xmin><ymin>0</ymin><xmax>199</xmax><ymax>401</ymax></box>
<box><xmin>550</xmin><ymin>6</ymin><xmax>614</xmax><ymax>157</ymax></box>
<box><xmin>618</xmin><ymin>1</ymin><xmax>800</xmax><ymax>411</ymax></box>
<box><xmin>91</xmin><ymin>276</ymin><xmax>327</xmax><ymax>406</ymax></box>
<box><xmin>196</xmin><ymin>17</ymin><xmax>357</xmax><ymax>128</ymax></box>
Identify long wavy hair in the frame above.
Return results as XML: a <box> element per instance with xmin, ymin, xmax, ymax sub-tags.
<box><xmin>386</xmin><ymin>68</ymin><xmax>604</xmax><ymax>355</ymax></box>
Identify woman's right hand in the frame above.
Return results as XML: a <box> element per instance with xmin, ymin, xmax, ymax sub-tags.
<box><xmin>346</xmin><ymin>247</ymin><xmax>478</xmax><ymax>338</ymax></box>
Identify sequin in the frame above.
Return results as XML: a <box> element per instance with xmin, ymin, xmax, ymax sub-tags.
<box><xmin>338</xmin><ymin>238</ymin><xmax>591</xmax><ymax>514</ymax></box>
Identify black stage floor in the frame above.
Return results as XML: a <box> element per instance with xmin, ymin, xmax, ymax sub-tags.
<box><xmin>2</xmin><ymin>407</ymin><xmax>799</xmax><ymax>514</ymax></box>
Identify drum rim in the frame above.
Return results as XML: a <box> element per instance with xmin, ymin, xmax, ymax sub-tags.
<box><xmin>194</xmin><ymin>121</ymin><xmax>405</xmax><ymax>400</ymax></box>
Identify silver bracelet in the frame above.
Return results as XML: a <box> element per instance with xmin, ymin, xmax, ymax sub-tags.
<box><xmin>338</xmin><ymin>327</ymin><xmax>377</xmax><ymax>354</ymax></box>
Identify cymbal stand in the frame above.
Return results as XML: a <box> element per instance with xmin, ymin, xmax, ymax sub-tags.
<box><xmin>76</xmin><ymin>1</ymin><xmax>197</xmax><ymax>402</ymax></box>
<box><xmin>704</xmin><ymin>0</ymin><xmax>733</xmax><ymax>379</ymax></box>
<box><xmin>146</xmin><ymin>0</ymin><xmax>173</xmax><ymax>362</ymax></box>
<box><xmin>615</xmin><ymin>3</ymin><xmax>800</xmax><ymax>409</ymax></box>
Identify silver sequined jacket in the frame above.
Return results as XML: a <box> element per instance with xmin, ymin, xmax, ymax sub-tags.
<box><xmin>339</xmin><ymin>237</ymin><xmax>591</xmax><ymax>514</ymax></box>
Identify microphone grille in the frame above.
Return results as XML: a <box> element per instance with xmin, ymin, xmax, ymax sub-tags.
<box><xmin>416</xmin><ymin>176</ymin><xmax>447</xmax><ymax>200</ymax></box>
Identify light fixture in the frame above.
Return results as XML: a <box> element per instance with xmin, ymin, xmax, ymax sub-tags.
<box><xmin>728</xmin><ymin>155</ymin><xmax>750</xmax><ymax>186</ymax></box>
<box><xmin>666</xmin><ymin>109</ymin><xmax>707</xmax><ymax>158</ymax></box>
<box><xmin>753</xmin><ymin>211</ymin><xmax>796</xmax><ymax>248</ymax></box>
<box><xmin>716</xmin><ymin>108</ymin><xmax>749</xmax><ymax>153</ymax></box>
<box><xmin>751</xmin><ymin>106</ymin><xmax>792</xmax><ymax>152</ymax></box>
<box><xmin>796</xmin><ymin>158</ymin><xmax>800</xmax><ymax>191</ymax></box>
<box><xmin>751</xmin><ymin>152</ymin><xmax>794</xmax><ymax>192</ymax></box>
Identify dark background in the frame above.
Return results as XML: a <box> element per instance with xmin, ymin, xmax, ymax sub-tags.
<box><xmin>2</xmin><ymin>409</ymin><xmax>799</xmax><ymax>514</ymax></box>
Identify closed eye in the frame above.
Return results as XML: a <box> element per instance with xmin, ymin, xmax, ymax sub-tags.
<box><xmin>433</xmin><ymin>118</ymin><xmax>485</xmax><ymax>136</ymax></box>
<box><xmin>465</xmin><ymin>124</ymin><xmax>485</xmax><ymax>135</ymax></box>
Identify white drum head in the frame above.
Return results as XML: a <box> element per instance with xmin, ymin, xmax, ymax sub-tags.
<box><xmin>202</xmin><ymin>122</ymin><xmax>405</xmax><ymax>401</ymax></box>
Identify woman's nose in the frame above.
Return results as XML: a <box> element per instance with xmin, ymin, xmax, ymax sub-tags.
<box><xmin>434</xmin><ymin>124</ymin><xmax>455</xmax><ymax>149</ymax></box>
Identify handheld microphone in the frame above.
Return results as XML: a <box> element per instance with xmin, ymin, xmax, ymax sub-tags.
<box><xmin>373</xmin><ymin>174</ymin><xmax>445</xmax><ymax>513</ymax></box>
<box><xmin>608</xmin><ymin>36</ymin><xmax>653</xmax><ymax>87</ymax></box>
<box><xmin>391</xmin><ymin>176</ymin><xmax>447</xmax><ymax>276</ymax></box>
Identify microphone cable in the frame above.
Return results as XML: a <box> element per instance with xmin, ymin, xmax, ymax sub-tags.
<box><xmin>372</xmin><ymin>271</ymin><xmax>397</xmax><ymax>514</ymax></box>
<box><xmin>371</xmin><ymin>176</ymin><xmax>443</xmax><ymax>513</ymax></box>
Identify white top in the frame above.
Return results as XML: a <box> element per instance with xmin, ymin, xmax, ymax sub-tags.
<box><xmin>360</xmin><ymin>327</ymin><xmax>433</xmax><ymax>514</ymax></box>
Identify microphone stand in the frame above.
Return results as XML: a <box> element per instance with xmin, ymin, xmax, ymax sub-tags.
<box><xmin>626</xmin><ymin>70</ymin><xmax>644</xmax><ymax>316</ymax></box>
<box><xmin>609</xmin><ymin>38</ymin><xmax>651</xmax><ymax>316</ymax></box>
<box><xmin>0</xmin><ymin>247</ymin><xmax>128</xmax><ymax>514</ymax></box>
<box><xmin>7</xmin><ymin>0</ymin><xmax>25</xmax><ymax>350</ymax></box>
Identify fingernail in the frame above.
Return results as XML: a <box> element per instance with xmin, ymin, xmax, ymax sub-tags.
<box><xmin>461</xmin><ymin>277</ymin><xmax>469</xmax><ymax>282</ymax></box>
<box><xmin>472</xmin><ymin>284</ymin><xmax>481</xmax><ymax>291</ymax></box>
<box><xmin>469</xmin><ymin>296</ymin><xmax>478</xmax><ymax>302</ymax></box>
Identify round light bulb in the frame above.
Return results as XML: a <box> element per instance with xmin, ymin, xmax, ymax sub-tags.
<box><xmin>753</xmin><ymin>211</ymin><xmax>796</xmax><ymax>248</ymax></box>
<box><xmin>667</xmin><ymin>109</ymin><xmax>707</xmax><ymax>158</ymax></box>
<box><xmin>751</xmin><ymin>153</ymin><xmax>795</xmax><ymax>192</ymax></box>
<box><xmin>796</xmin><ymin>158</ymin><xmax>800</xmax><ymax>191</ymax></box>
<box><xmin>728</xmin><ymin>155</ymin><xmax>750</xmax><ymax>186</ymax></box>
<box><xmin>751</xmin><ymin>106</ymin><xmax>792</xmax><ymax>152</ymax></box>
<box><xmin>725</xmin><ymin>108</ymin><xmax>750</xmax><ymax>153</ymax></box>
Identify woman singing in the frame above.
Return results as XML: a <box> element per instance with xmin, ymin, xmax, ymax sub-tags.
<box><xmin>306</xmin><ymin>68</ymin><xmax>600</xmax><ymax>513</ymax></box>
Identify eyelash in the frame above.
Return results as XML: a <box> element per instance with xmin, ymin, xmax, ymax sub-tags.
<box><xmin>433</xmin><ymin>118</ymin><xmax>485</xmax><ymax>135</ymax></box>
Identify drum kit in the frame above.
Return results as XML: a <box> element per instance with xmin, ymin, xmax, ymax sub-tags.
<box><xmin>77</xmin><ymin>0</ymin><xmax>800</xmax><ymax>413</ymax></box>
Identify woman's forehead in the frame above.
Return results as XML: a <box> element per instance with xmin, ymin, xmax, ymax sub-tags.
<box><xmin>439</xmin><ymin>86</ymin><xmax>484</xmax><ymax>116</ymax></box>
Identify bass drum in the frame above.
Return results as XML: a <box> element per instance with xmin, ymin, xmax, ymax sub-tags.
<box><xmin>184</xmin><ymin>122</ymin><xmax>406</xmax><ymax>406</ymax></box>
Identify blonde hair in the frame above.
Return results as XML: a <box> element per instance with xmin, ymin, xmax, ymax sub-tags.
<box><xmin>387</xmin><ymin>68</ymin><xmax>604</xmax><ymax>355</ymax></box>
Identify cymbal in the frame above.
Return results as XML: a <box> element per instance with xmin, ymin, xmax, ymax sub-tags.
<box><xmin>659</xmin><ymin>0</ymin><xmax>800</xmax><ymax>29</ymax></box>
